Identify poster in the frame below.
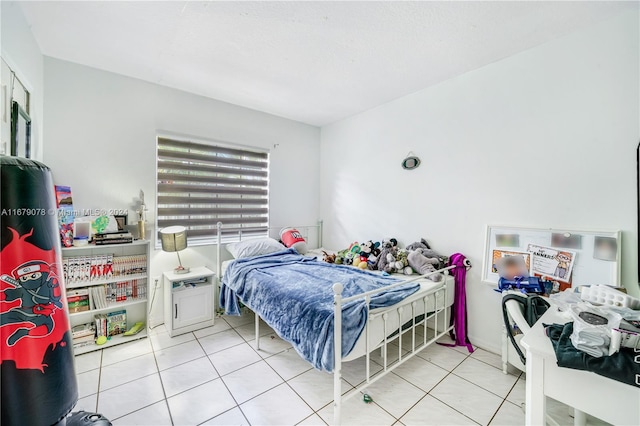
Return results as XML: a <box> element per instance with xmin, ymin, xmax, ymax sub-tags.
<box><xmin>491</xmin><ymin>250</ymin><xmax>531</xmax><ymax>273</ymax></box>
<box><xmin>527</xmin><ymin>244</ymin><xmax>576</xmax><ymax>283</ymax></box>
<box><xmin>54</xmin><ymin>185</ymin><xmax>74</xmax><ymax>247</ymax></box>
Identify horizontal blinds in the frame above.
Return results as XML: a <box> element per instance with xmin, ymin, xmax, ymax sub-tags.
<box><xmin>157</xmin><ymin>137</ymin><xmax>269</xmax><ymax>243</ymax></box>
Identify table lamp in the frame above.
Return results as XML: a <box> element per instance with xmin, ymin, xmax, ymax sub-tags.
<box><xmin>160</xmin><ymin>225</ymin><xmax>190</xmax><ymax>274</ymax></box>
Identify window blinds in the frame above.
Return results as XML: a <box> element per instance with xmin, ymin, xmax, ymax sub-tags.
<box><xmin>157</xmin><ymin>137</ymin><xmax>269</xmax><ymax>244</ymax></box>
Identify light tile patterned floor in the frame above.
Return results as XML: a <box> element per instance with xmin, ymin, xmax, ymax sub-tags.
<box><xmin>72</xmin><ymin>310</ymin><xmax>605</xmax><ymax>425</ymax></box>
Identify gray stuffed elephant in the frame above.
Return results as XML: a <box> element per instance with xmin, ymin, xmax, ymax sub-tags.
<box><xmin>407</xmin><ymin>248</ymin><xmax>443</xmax><ymax>281</ymax></box>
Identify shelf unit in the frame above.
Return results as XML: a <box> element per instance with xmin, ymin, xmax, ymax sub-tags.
<box><xmin>62</xmin><ymin>240</ymin><xmax>151</xmax><ymax>355</ymax></box>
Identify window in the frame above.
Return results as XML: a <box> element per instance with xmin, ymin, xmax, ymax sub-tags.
<box><xmin>156</xmin><ymin>136</ymin><xmax>269</xmax><ymax>246</ymax></box>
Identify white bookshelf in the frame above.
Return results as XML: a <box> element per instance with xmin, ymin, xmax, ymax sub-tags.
<box><xmin>62</xmin><ymin>240</ymin><xmax>151</xmax><ymax>355</ymax></box>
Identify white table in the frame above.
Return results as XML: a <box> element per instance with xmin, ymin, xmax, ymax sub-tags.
<box><xmin>520</xmin><ymin>305</ymin><xmax>640</xmax><ymax>426</ymax></box>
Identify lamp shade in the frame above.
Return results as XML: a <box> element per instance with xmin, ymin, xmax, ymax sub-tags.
<box><xmin>160</xmin><ymin>226</ymin><xmax>188</xmax><ymax>252</ymax></box>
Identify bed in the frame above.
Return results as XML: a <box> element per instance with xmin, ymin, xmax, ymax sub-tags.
<box><xmin>215</xmin><ymin>222</ymin><xmax>464</xmax><ymax>425</ymax></box>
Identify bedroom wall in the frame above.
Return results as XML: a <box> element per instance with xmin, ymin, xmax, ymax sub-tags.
<box><xmin>320</xmin><ymin>11</ymin><xmax>640</xmax><ymax>353</ymax></box>
<box><xmin>43</xmin><ymin>57</ymin><xmax>321</xmax><ymax>326</ymax></box>
<box><xmin>0</xmin><ymin>1</ymin><xmax>44</xmax><ymax>161</ymax></box>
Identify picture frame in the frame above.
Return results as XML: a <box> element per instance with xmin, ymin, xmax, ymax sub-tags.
<box><xmin>10</xmin><ymin>101</ymin><xmax>31</xmax><ymax>158</ymax></box>
<box><xmin>114</xmin><ymin>215</ymin><xmax>128</xmax><ymax>231</ymax></box>
<box><xmin>483</xmin><ymin>225</ymin><xmax>621</xmax><ymax>287</ymax></box>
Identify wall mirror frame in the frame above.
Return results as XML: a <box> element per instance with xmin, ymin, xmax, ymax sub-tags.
<box><xmin>10</xmin><ymin>100</ymin><xmax>31</xmax><ymax>158</ymax></box>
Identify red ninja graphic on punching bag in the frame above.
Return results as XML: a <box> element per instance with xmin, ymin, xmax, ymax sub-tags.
<box><xmin>0</xmin><ymin>228</ymin><xmax>70</xmax><ymax>370</ymax></box>
<box><xmin>1</xmin><ymin>243</ymin><xmax>63</xmax><ymax>347</ymax></box>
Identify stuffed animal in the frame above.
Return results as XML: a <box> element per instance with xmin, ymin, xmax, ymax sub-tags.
<box><xmin>407</xmin><ymin>248</ymin><xmax>443</xmax><ymax>281</ymax></box>
<box><xmin>419</xmin><ymin>248</ymin><xmax>449</xmax><ymax>270</ymax></box>
<box><xmin>406</xmin><ymin>238</ymin><xmax>431</xmax><ymax>251</ymax></box>
<box><xmin>334</xmin><ymin>247</ymin><xmax>350</xmax><ymax>264</ymax></box>
<box><xmin>406</xmin><ymin>239</ymin><xmax>449</xmax><ymax>269</ymax></box>
<box><xmin>385</xmin><ymin>251</ymin><xmax>399</xmax><ymax>273</ymax></box>
<box><xmin>394</xmin><ymin>249</ymin><xmax>413</xmax><ymax>275</ymax></box>
<box><xmin>376</xmin><ymin>244</ymin><xmax>397</xmax><ymax>273</ymax></box>
<box><xmin>322</xmin><ymin>250</ymin><xmax>336</xmax><ymax>263</ymax></box>
<box><xmin>360</xmin><ymin>240</ymin><xmax>374</xmax><ymax>258</ymax></box>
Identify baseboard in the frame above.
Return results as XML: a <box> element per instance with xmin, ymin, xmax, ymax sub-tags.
<box><xmin>468</xmin><ymin>334</ymin><xmax>501</xmax><ymax>355</ymax></box>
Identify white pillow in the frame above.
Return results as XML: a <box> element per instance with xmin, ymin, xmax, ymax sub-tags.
<box><xmin>226</xmin><ymin>237</ymin><xmax>285</xmax><ymax>259</ymax></box>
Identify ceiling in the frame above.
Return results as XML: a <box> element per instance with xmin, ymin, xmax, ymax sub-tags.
<box><xmin>19</xmin><ymin>1</ymin><xmax>636</xmax><ymax>126</ymax></box>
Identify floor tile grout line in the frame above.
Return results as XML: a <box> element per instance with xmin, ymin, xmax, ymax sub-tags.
<box><xmin>428</xmin><ymin>393</ymin><xmax>483</xmax><ymax>425</ymax></box>
<box><xmin>468</xmin><ymin>352</ymin><xmax>520</xmax><ymax>375</ymax></box>
<box><xmin>195</xmin><ymin>331</ymin><xmax>255</xmax><ymax>426</ymax></box>
<box><xmin>420</xmin><ymin>364</ymin><xmax>483</xmax><ymax>425</ymax></box>
<box><xmin>224</xmin><ymin>320</ymin><xmax>323</xmax><ymax>424</ymax></box>
<box><xmin>486</xmin><ymin>398</ymin><xmax>513</xmax><ymax>426</ymax></box>
<box><xmin>99</xmin><ymin>337</ymin><xmax>164</xmax><ymax>422</ymax></box>
<box><xmin>146</xmin><ymin>337</ymin><xmax>174</xmax><ymax>426</ymax></box>
<box><xmin>100</xmin><ymin>348</ymin><xmax>155</xmax><ymax>368</ymax></box>
<box><xmin>390</xmin><ymin>362</ymin><xmax>458</xmax><ymax>423</ymax></box>
<box><xmin>296</xmin><ymin>412</ymin><xmax>328</xmax><ymax>426</ymax></box>
<box><xmin>449</xmin><ymin>370</ymin><xmax>518</xmax><ymax>401</ymax></box>
<box><xmin>93</xmin><ymin>349</ymin><xmax>104</xmax><ymax>412</ymax></box>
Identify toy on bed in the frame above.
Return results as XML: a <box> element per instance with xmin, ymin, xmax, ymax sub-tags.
<box><xmin>405</xmin><ymin>238</ymin><xmax>450</xmax><ymax>281</ymax></box>
<box><xmin>406</xmin><ymin>238</ymin><xmax>449</xmax><ymax>269</ymax></box>
<box><xmin>407</xmin><ymin>248</ymin><xmax>442</xmax><ymax>281</ymax></box>
<box><xmin>376</xmin><ymin>238</ymin><xmax>400</xmax><ymax>273</ymax></box>
<box><xmin>359</xmin><ymin>240</ymin><xmax>381</xmax><ymax>269</ymax></box>
<box><xmin>394</xmin><ymin>249</ymin><xmax>413</xmax><ymax>275</ymax></box>
<box><xmin>332</xmin><ymin>242</ymin><xmax>358</xmax><ymax>265</ymax></box>
<box><xmin>322</xmin><ymin>250</ymin><xmax>336</xmax><ymax>263</ymax></box>
<box><xmin>280</xmin><ymin>227</ymin><xmax>308</xmax><ymax>254</ymax></box>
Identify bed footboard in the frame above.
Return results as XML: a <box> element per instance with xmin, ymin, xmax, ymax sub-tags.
<box><xmin>332</xmin><ymin>265</ymin><xmax>457</xmax><ymax>426</ymax></box>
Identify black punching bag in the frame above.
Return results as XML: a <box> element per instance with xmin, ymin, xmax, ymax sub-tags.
<box><xmin>1</xmin><ymin>157</ymin><xmax>78</xmax><ymax>426</ymax></box>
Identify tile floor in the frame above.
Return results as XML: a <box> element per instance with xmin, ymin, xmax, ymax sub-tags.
<box><xmin>73</xmin><ymin>310</ymin><xmax>605</xmax><ymax>426</ymax></box>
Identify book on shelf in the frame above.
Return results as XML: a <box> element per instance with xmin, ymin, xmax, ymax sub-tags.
<box><xmin>107</xmin><ymin>310</ymin><xmax>127</xmax><ymax>337</ymax></box>
<box><xmin>94</xmin><ymin>232</ymin><xmax>133</xmax><ymax>245</ymax></box>
<box><xmin>94</xmin><ymin>310</ymin><xmax>127</xmax><ymax>339</ymax></box>
<box><xmin>94</xmin><ymin>314</ymin><xmax>108</xmax><ymax>338</ymax></box>
<box><xmin>72</xmin><ymin>321</ymin><xmax>96</xmax><ymax>348</ymax></box>
<box><xmin>105</xmin><ymin>280</ymin><xmax>147</xmax><ymax>304</ymax></box>
<box><xmin>73</xmin><ymin>334</ymin><xmax>95</xmax><ymax>345</ymax></box>
<box><xmin>71</xmin><ymin>322</ymin><xmax>96</xmax><ymax>339</ymax></box>
<box><xmin>90</xmin><ymin>285</ymin><xmax>108</xmax><ymax>309</ymax></box>
<box><xmin>95</xmin><ymin>231</ymin><xmax>133</xmax><ymax>239</ymax></box>
<box><xmin>66</xmin><ymin>288</ymin><xmax>90</xmax><ymax>313</ymax></box>
<box><xmin>63</xmin><ymin>253</ymin><xmax>146</xmax><ymax>284</ymax></box>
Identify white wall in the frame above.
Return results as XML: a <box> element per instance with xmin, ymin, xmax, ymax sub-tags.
<box><xmin>43</xmin><ymin>58</ymin><xmax>320</xmax><ymax>326</ymax></box>
<box><xmin>320</xmin><ymin>11</ymin><xmax>640</xmax><ymax>353</ymax></box>
<box><xmin>0</xmin><ymin>1</ymin><xmax>44</xmax><ymax>160</ymax></box>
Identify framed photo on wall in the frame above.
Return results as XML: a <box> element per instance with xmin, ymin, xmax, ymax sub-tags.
<box><xmin>114</xmin><ymin>214</ymin><xmax>128</xmax><ymax>231</ymax></box>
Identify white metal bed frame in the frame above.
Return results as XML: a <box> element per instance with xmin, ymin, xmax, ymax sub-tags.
<box><xmin>215</xmin><ymin>222</ymin><xmax>459</xmax><ymax>425</ymax></box>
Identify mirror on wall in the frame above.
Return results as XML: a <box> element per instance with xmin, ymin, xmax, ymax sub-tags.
<box><xmin>10</xmin><ymin>101</ymin><xmax>30</xmax><ymax>158</ymax></box>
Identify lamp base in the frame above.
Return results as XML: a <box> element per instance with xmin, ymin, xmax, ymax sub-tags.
<box><xmin>174</xmin><ymin>265</ymin><xmax>190</xmax><ymax>274</ymax></box>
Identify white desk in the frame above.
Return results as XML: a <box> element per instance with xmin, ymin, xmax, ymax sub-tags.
<box><xmin>520</xmin><ymin>305</ymin><xmax>640</xmax><ymax>426</ymax></box>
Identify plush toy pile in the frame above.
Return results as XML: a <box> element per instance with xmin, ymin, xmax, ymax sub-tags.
<box><xmin>323</xmin><ymin>237</ymin><xmax>449</xmax><ymax>281</ymax></box>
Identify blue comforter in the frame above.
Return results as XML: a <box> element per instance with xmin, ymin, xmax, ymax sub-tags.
<box><xmin>220</xmin><ymin>248</ymin><xmax>420</xmax><ymax>372</ymax></box>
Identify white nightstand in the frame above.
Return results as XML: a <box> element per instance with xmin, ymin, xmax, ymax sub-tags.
<box><xmin>163</xmin><ymin>266</ymin><xmax>215</xmax><ymax>337</ymax></box>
